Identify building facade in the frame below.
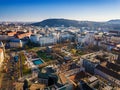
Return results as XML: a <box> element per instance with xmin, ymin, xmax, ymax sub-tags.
<box><xmin>95</xmin><ymin>65</ymin><xmax>120</xmax><ymax>87</ymax></box>
<box><xmin>0</xmin><ymin>48</ymin><xmax>4</xmax><ymax>67</ymax></box>
<box><xmin>9</xmin><ymin>39</ymin><xmax>23</xmax><ymax>48</ymax></box>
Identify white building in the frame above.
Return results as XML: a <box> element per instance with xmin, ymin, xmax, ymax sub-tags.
<box><xmin>39</xmin><ymin>36</ymin><xmax>57</xmax><ymax>46</ymax></box>
<box><xmin>30</xmin><ymin>33</ymin><xmax>59</xmax><ymax>46</ymax></box>
<box><xmin>0</xmin><ymin>35</ymin><xmax>12</xmax><ymax>41</ymax></box>
<box><xmin>76</xmin><ymin>32</ymin><xmax>95</xmax><ymax>49</ymax></box>
<box><xmin>84</xmin><ymin>32</ymin><xmax>95</xmax><ymax>45</ymax></box>
<box><xmin>76</xmin><ymin>34</ymin><xmax>85</xmax><ymax>43</ymax></box>
<box><xmin>60</xmin><ymin>32</ymin><xmax>74</xmax><ymax>42</ymax></box>
<box><xmin>30</xmin><ymin>34</ymin><xmax>42</xmax><ymax>43</ymax></box>
<box><xmin>76</xmin><ymin>32</ymin><xmax>95</xmax><ymax>44</ymax></box>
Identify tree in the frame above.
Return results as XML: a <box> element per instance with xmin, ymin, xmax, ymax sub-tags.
<box><xmin>24</xmin><ymin>45</ymin><xmax>29</xmax><ymax>50</ymax></box>
<box><xmin>23</xmin><ymin>79</ymin><xmax>28</xmax><ymax>90</ymax></box>
<box><xmin>71</xmin><ymin>49</ymin><xmax>77</xmax><ymax>54</ymax></box>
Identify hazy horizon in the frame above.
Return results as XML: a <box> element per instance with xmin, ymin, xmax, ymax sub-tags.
<box><xmin>1</xmin><ymin>18</ymin><xmax>120</xmax><ymax>23</ymax></box>
<box><xmin>0</xmin><ymin>0</ymin><xmax>120</xmax><ymax>22</ymax></box>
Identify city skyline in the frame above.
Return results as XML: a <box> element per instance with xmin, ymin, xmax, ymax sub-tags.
<box><xmin>0</xmin><ymin>0</ymin><xmax>120</xmax><ymax>22</ymax></box>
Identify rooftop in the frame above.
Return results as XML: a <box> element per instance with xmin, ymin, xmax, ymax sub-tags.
<box><xmin>59</xmin><ymin>73</ymin><xmax>68</xmax><ymax>84</ymax></box>
<box><xmin>10</xmin><ymin>39</ymin><xmax>21</xmax><ymax>42</ymax></box>
<box><xmin>0</xmin><ymin>48</ymin><xmax>3</xmax><ymax>53</ymax></box>
<box><xmin>88</xmin><ymin>76</ymin><xmax>98</xmax><ymax>83</ymax></box>
<box><xmin>38</xmin><ymin>72</ymin><xmax>49</xmax><ymax>79</ymax></box>
<box><xmin>79</xmin><ymin>80</ymin><xmax>93</xmax><ymax>90</ymax></box>
<box><xmin>30</xmin><ymin>84</ymin><xmax>46</xmax><ymax>90</ymax></box>
<box><xmin>106</xmin><ymin>61</ymin><xmax>120</xmax><ymax>72</ymax></box>
<box><xmin>96</xmin><ymin>65</ymin><xmax>120</xmax><ymax>80</ymax></box>
<box><xmin>69</xmin><ymin>71</ymin><xmax>88</xmax><ymax>82</ymax></box>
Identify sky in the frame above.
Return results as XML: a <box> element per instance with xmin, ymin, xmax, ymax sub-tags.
<box><xmin>0</xmin><ymin>0</ymin><xmax>120</xmax><ymax>22</ymax></box>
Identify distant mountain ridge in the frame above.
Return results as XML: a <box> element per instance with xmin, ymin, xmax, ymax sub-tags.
<box><xmin>31</xmin><ymin>19</ymin><xmax>120</xmax><ymax>29</ymax></box>
<box><xmin>32</xmin><ymin>18</ymin><xmax>102</xmax><ymax>27</ymax></box>
<box><xmin>107</xmin><ymin>19</ymin><xmax>120</xmax><ymax>24</ymax></box>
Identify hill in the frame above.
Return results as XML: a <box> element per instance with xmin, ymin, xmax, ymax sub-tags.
<box><xmin>31</xmin><ymin>19</ymin><xmax>120</xmax><ymax>30</ymax></box>
<box><xmin>31</xmin><ymin>19</ymin><xmax>101</xmax><ymax>27</ymax></box>
<box><xmin>107</xmin><ymin>19</ymin><xmax>120</xmax><ymax>24</ymax></box>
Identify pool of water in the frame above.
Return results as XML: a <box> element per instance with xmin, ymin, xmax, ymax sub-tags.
<box><xmin>32</xmin><ymin>59</ymin><xmax>43</xmax><ymax>65</ymax></box>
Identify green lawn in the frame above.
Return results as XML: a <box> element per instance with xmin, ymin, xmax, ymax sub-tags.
<box><xmin>23</xmin><ymin>66</ymin><xmax>31</xmax><ymax>75</ymax></box>
<box><xmin>19</xmin><ymin>53</ymin><xmax>32</xmax><ymax>75</ymax></box>
<box><xmin>37</xmin><ymin>51</ymin><xmax>53</xmax><ymax>62</ymax></box>
<box><xmin>76</xmin><ymin>50</ymin><xmax>86</xmax><ymax>56</ymax></box>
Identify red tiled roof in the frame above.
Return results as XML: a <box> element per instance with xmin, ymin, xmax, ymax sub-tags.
<box><xmin>0</xmin><ymin>48</ymin><xmax>3</xmax><ymax>53</ymax></box>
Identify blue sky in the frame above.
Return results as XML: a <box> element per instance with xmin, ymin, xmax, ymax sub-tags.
<box><xmin>0</xmin><ymin>0</ymin><xmax>120</xmax><ymax>22</ymax></box>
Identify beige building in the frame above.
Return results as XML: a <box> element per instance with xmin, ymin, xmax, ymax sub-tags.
<box><xmin>9</xmin><ymin>39</ymin><xmax>23</xmax><ymax>48</ymax></box>
<box><xmin>0</xmin><ymin>48</ymin><xmax>4</xmax><ymax>67</ymax></box>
